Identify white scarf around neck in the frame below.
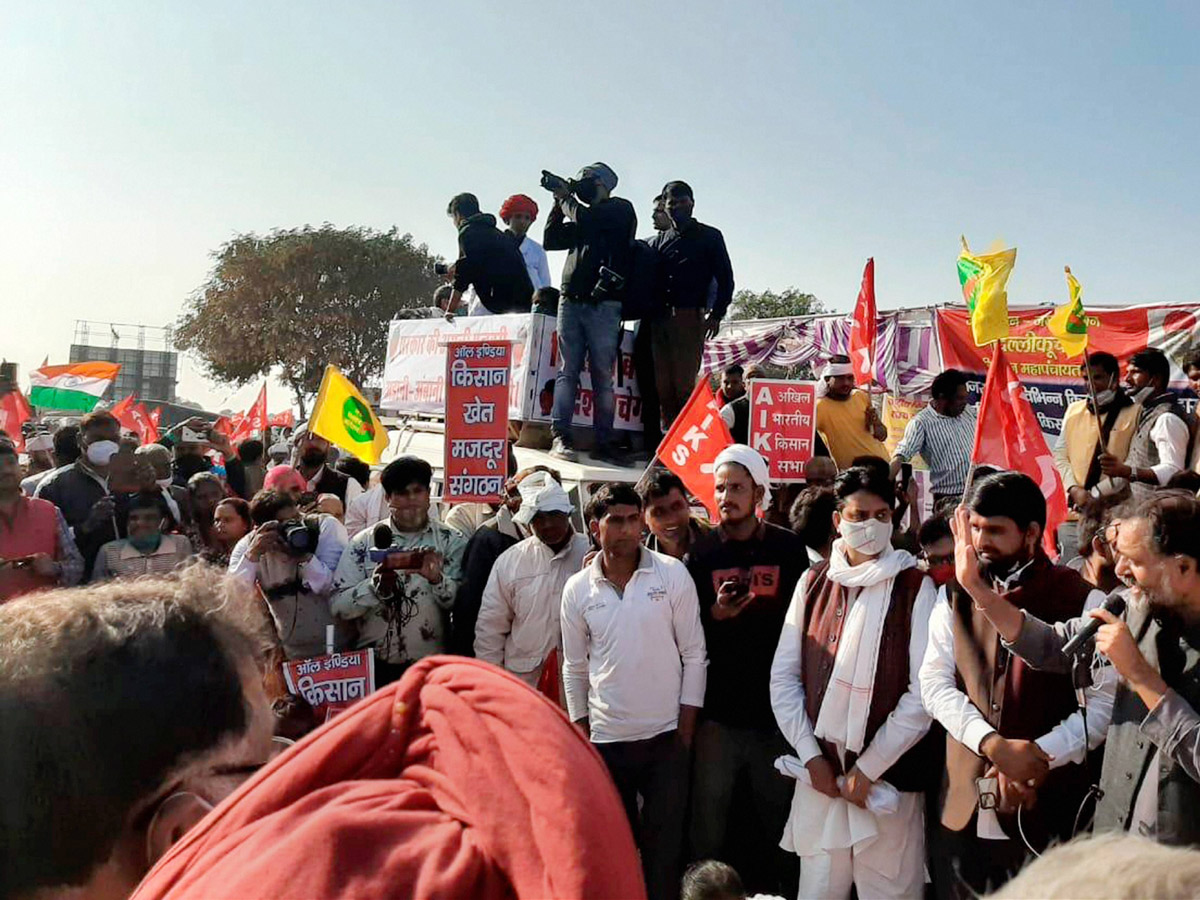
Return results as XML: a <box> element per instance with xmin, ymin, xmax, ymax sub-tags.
<box><xmin>814</xmin><ymin>541</ymin><xmax>917</xmax><ymax>758</ymax></box>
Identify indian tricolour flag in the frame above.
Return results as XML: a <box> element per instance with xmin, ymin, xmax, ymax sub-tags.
<box><xmin>29</xmin><ymin>362</ymin><xmax>121</xmax><ymax>411</ymax></box>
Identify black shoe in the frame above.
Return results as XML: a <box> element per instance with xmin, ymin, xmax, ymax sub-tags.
<box><xmin>550</xmin><ymin>436</ymin><xmax>578</xmax><ymax>461</ymax></box>
<box><xmin>592</xmin><ymin>446</ymin><xmax>631</xmax><ymax>466</ymax></box>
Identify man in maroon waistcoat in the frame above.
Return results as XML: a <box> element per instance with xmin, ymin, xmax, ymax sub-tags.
<box><xmin>919</xmin><ymin>471</ymin><xmax>1109</xmax><ymax>899</ymax></box>
<box><xmin>770</xmin><ymin>465</ymin><xmax>938</xmax><ymax>898</ymax></box>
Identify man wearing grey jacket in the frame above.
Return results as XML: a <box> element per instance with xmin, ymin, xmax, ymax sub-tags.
<box><xmin>953</xmin><ymin>493</ymin><xmax>1200</xmax><ymax>845</ymax></box>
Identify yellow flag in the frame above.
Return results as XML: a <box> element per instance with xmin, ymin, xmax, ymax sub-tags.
<box><xmin>958</xmin><ymin>237</ymin><xmax>1017</xmax><ymax>346</ymax></box>
<box><xmin>1046</xmin><ymin>266</ymin><xmax>1088</xmax><ymax>358</ymax></box>
<box><xmin>307</xmin><ymin>365</ymin><xmax>389</xmax><ymax>464</ymax></box>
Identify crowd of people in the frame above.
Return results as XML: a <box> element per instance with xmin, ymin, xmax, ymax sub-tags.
<box><xmin>5</xmin><ymin>157</ymin><xmax>1200</xmax><ymax>898</ymax></box>
<box><xmin>5</xmin><ymin>333</ymin><xmax>1200</xmax><ymax>899</ymax></box>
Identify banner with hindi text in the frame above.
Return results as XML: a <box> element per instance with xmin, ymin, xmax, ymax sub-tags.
<box><xmin>283</xmin><ymin>650</ymin><xmax>375</xmax><ymax>722</ymax></box>
<box><xmin>747</xmin><ymin>379</ymin><xmax>818</xmax><ymax>483</ymax></box>
<box><xmin>937</xmin><ymin>304</ymin><xmax>1200</xmax><ymax>437</ymax></box>
<box><xmin>443</xmin><ymin>340</ymin><xmax>511</xmax><ymax>503</ymax></box>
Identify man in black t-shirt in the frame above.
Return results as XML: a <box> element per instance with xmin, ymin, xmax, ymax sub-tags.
<box><xmin>685</xmin><ymin>445</ymin><xmax>807</xmax><ymax>895</ymax></box>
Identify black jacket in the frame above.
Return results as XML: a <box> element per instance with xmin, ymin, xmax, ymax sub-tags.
<box><xmin>647</xmin><ymin>218</ymin><xmax>735</xmax><ymax>319</ymax></box>
<box><xmin>453</xmin><ymin>213</ymin><xmax>534</xmax><ymax>313</ymax></box>
<box><xmin>543</xmin><ymin>196</ymin><xmax>637</xmax><ymax>300</ymax></box>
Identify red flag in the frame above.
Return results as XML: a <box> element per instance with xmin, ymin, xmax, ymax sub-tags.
<box><xmin>149</xmin><ymin>407</ymin><xmax>162</xmax><ymax>429</ymax></box>
<box><xmin>245</xmin><ymin>383</ymin><xmax>268</xmax><ymax>434</ymax></box>
<box><xmin>268</xmin><ymin>410</ymin><xmax>295</xmax><ymax>429</ymax></box>
<box><xmin>213</xmin><ymin>415</ymin><xmax>235</xmax><ymax>437</ymax></box>
<box><xmin>849</xmin><ymin>257</ymin><xmax>876</xmax><ymax>387</ymax></box>
<box><xmin>110</xmin><ymin>394</ymin><xmax>139</xmax><ymax>432</ymax></box>
<box><xmin>130</xmin><ymin>403</ymin><xmax>159</xmax><ymax>444</ymax></box>
<box><xmin>536</xmin><ymin>648</ymin><xmax>562</xmax><ymax>707</ymax></box>
<box><xmin>655</xmin><ymin>379</ymin><xmax>734</xmax><ymax>520</ymax></box>
<box><xmin>0</xmin><ymin>390</ymin><xmax>32</xmax><ymax>453</ymax></box>
<box><xmin>971</xmin><ymin>345</ymin><xmax>1068</xmax><ymax>557</ymax></box>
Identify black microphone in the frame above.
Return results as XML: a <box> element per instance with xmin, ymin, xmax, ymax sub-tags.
<box><xmin>373</xmin><ymin>523</ymin><xmax>393</xmax><ymax>551</ymax></box>
<box><xmin>1062</xmin><ymin>593</ymin><xmax>1127</xmax><ymax>656</ymax></box>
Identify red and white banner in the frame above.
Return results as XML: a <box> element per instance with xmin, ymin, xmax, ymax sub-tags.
<box><xmin>849</xmin><ymin>258</ymin><xmax>877</xmax><ymax>387</ymax></box>
<box><xmin>282</xmin><ymin>649</ymin><xmax>375</xmax><ymax>722</ymax></box>
<box><xmin>972</xmin><ymin>345</ymin><xmax>1067</xmax><ymax>558</ymax></box>
<box><xmin>443</xmin><ymin>340</ymin><xmax>512</xmax><ymax>504</ymax></box>
<box><xmin>937</xmin><ymin>303</ymin><xmax>1200</xmax><ymax>437</ymax></box>
<box><xmin>657</xmin><ymin>379</ymin><xmax>733</xmax><ymax>520</ymax></box>
<box><xmin>748</xmin><ymin>379</ymin><xmax>818</xmax><ymax>482</ymax></box>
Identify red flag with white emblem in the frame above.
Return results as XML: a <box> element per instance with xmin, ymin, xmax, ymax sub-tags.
<box><xmin>848</xmin><ymin>258</ymin><xmax>876</xmax><ymax>387</ymax></box>
<box><xmin>971</xmin><ymin>344</ymin><xmax>1067</xmax><ymax>557</ymax></box>
<box><xmin>655</xmin><ymin>379</ymin><xmax>734</xmax><ymax>521</ymax></box>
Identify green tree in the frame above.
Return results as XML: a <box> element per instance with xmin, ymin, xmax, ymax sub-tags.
<box><xmin>176</xmin><ymin>225</ymin><xmax>441</xmax><ymax>416</ymax></box>
<box><xmin>728</xmin><ymin>287</ymin><xmax>825</xmax><ymax>321</ymax></box>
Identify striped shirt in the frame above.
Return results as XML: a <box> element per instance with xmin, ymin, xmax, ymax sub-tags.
<box><xmin>893</xmin><ymin>404</ymin><xmax>977</xmax><ymax>495</ymax></box>
<box><xmin>91</xmin><ymin>534</ymin><xmax>193</xmax><ymax>581</ymax></box>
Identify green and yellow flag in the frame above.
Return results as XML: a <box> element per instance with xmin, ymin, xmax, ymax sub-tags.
<box><xmin>308</xmin><ymin>365</ymin><xmax>389</xmax><ymax>464</ymax></box>
<box><xmin>1046</xmin><ymin>266</ymin><xmax>1088</xmax><ymax>358</ymax></box>
<box><xmin>957</xmin><ymin>237</ymin><xmax>1017</xmax><ymax>346</ymax></box>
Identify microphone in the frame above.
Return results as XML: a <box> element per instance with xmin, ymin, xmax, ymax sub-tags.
<box><xmin>373</xmin><ymin>523</ymin><xmax>393</xmax><ymax>551</ymax></box>
<box><xmin>1062</xmin><ymin>593</ymin><xmax>1127</xmax><ymax>656</ymax></box>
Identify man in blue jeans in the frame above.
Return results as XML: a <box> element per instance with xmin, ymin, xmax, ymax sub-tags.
<box><xmin>542</xmin><ymin>162</ymin><xmax>637</xmax><ymax>463</ymax></box>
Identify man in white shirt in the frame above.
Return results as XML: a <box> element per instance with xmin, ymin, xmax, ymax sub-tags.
<box><xmin>474</xmin><ymin>471</ymin><xmax>589</xmax><ymax>692</ymax></box>
<box><xmin>228</xmin><ymin>487</ymin><xmax>351</xmax><ymax>660</ymax></box>
<box><xmin>771</xmin><ymin>465</ymin><xmax>937</xmax><ymax>900</ymax></box>
<box><xmin>292</xmin><ymin>426</ymin><xmax>363</xmax><ymax>510</ymax></box>
<box><xmin>560</xmin><ymin>483</ymin><xmax>707</xmax><ymax>900</ymax></box>
<box><xmin>919</xmin><ymin>471</ymin><xmax>1115</xmax><ymax>900</ymax></box>
<box><xmin>1101</xmin><ymin>348</ymin><xmax>1189</xmax><ymax>500</ymax></box>
<box><xmin>499</xmin><ymin>193</ymin><xmax>552</xmax><ymax>291</ymax></box>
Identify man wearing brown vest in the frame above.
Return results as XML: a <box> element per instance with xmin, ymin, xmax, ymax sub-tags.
<box><xmin>1052</xmin><ymin>351</ymin><xmax>1139</xmax><ymax>563</ymax></box>
<box><xmin>920</xmin><ymin>472</ymin><xmax>1110</xmax><ymax>899</ymax></box>
<box><xmin>771</xmin><ymin>465</ymin><xmax>938</xmax><ymax>899</ymax></box>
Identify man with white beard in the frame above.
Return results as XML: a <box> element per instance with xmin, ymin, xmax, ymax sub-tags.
<box><xmin>964</xmin><ymin>492</ymin><xmax>1200</xmax><ymax>846</ymax></box>
<box><xmin>770</xmin><ymin>465</ymin><xmax>937</xmax><ymax>898</ymax></box>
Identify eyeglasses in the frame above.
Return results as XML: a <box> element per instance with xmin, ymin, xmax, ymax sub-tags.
<box><xmin>923</xmin><ymin>553</ymin><xmax>954</xmax><ymax>567</ymax></box>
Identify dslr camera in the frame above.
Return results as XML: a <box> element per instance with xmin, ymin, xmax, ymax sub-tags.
<box><xmin>278</xmin><ymin>518</ymin><xmax>320</xmax><ymax>557</ymax></box>
<box><xmin>593</xmin><ymin>265</ymin><xmax>626</xmax><ymax>302</ymax></box>
<box><xmin>540</xmin><ymin>170</ymin><xmax>581</xmax><ymax>195</ymax></box>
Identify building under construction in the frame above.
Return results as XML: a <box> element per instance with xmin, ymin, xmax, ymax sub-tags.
<box><xmin>69</xmin><ymin>321</ymin><xmax>178</xmax><ymax>404</ymax></box>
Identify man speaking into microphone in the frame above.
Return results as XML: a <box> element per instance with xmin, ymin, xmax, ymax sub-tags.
<box><xmin>956</xmin><ymin>492</ymin><xmax>1200</xmax><ymax>846</ymax></box>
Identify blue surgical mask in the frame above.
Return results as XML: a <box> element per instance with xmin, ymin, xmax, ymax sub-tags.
<box><xmin>129</xmin><ymin>532</ymin><xmax>163</xmax><ymax>553</ymax></box>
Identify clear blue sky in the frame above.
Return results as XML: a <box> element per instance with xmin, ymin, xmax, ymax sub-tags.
<box><xmin>2</xmin><ymin>1</ymin><xmax>1197</xmax><ymax>409</ymax></box>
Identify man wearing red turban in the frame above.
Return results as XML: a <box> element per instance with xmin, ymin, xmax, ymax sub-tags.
<box><xmin>500</xmin><ymin>193</ymin><xmax>552</xmax><ymax>292</ymax></box>
<box><xmin>131</xmin><ymin>656</ymin><xmax>647</xmax><ymax>900</ymax></box>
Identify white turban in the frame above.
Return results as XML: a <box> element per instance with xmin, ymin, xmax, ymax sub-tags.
<box><xmin>25</xmin><ymin>434</ymin><xmax>54</xmax><ymax>453</ymax></box>
<box><xmin>820</xmin><ymin>362</ymin><xmax>855</xmax><ymax>379</ymax></box>
<box><xmin>713</xmin><ymin>444</ymin><xmax>772</xmax><ymax>511</ymax></box>
<box><xmin>512</xmin><ymin>470</ymin><xmax>573</xmax><ymax>526</ymax></box>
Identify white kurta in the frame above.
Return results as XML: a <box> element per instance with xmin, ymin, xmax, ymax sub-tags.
<box><xmin>770</xmin><ymin>551</ymin><xmax>936</xmax><ymax>899</ymax></box>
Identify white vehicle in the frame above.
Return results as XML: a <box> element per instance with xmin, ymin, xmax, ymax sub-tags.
<box><xmin>380</xmin><ymin>418</ymin><xmax>644</xmax><ymax>530</ymax></box>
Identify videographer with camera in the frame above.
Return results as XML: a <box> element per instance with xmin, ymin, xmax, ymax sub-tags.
<box><xmin>541</xmin><ymin>162</ymin><xmax>637</xmax><ymax>463</ymax></box>
<box><xmin>228</xmin><ymin>487</ymin><xmax>350</xmax><ymax>660</ymax></box>
<box><xmin>440</xmin><ymin>193</ymin><xmax>534</xmax><ymax>316</ymax></box>
<box><xmin>331</xmin><ymin>457</ymin><xmax>467</xmax><ymax>685</ymax></box>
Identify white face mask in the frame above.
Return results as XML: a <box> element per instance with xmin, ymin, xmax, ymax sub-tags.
<box><xmin>1132</xmin><ymin>385</ymin><xmax>1155</xmax><ymax>404</ymax></box>
<box><xmin>156</xmin><ymin>477</ymin><xmax>173</xmax><ymax>489</ymax></box>
<box><xmin>85</xmin><ymin>440</ymin><xmax>119</xmax><ymax>466</ymax></box>
<box><xmin>838</xmin><ymin>517</ymin><xmax>893</xmax><ymax>558</ymax></box>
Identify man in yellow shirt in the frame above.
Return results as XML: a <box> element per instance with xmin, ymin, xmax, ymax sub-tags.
<box><xmin>814</xmin><ymin>356</ymin><xmax>888</xmax><ymax>469</ymax></box>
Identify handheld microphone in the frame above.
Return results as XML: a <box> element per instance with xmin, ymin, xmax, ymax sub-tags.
<box><xmin>373</xmin><ymin>523</ymin><xmax>393</xmax><ymax>551</ymax></box>
<box><xmin>1062</xmin><ymin>594</ymin><xmax>1127</xmax><ymax>656</ymax></box>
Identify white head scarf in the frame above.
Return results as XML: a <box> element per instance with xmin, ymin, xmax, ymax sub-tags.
<box><xmin>512</xmin><ymin>471</ymin><xmax>573</xmax><ymax>526</ymax></box>
<box><xmin>820</xmin><ymin>361</ymin><xmax>854</xmax><ymax>380</ymax></box>
<box><xmin>713</xmin><ymin>444</ymin><xmax>772</xmax><ymax>511</ymax></box>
